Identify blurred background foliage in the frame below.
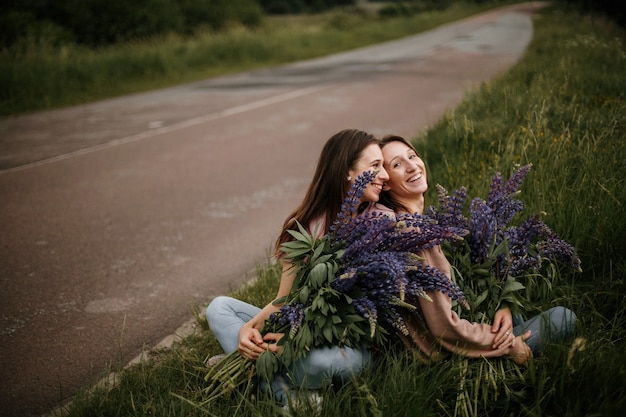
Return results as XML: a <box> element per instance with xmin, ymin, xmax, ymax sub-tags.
<box><xmin>2</xmin><ymin>0</ymin><xmax>622</xmax><ymax>50</ymax></box>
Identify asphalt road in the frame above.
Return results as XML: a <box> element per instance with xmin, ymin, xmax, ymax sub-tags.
<box><xmin>0</xmin><ymin>3</ymin><xmax>545</xmax><ymax>416</ymax></box>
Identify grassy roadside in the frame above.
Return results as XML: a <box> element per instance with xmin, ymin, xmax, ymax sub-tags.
<box><xmin>58</xmin><ymin>3</ymin><xmax>626</xmax><ymax>417</ymax></box>
<box><xmin>0</xmin><ymin>1</ymin><xmax>509</xmax><ymax>117</ymax></box>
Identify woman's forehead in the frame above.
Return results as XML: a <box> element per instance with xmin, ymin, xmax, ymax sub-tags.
<box><xmin>382</xmin><ymin>141</ymin><xmax>411</xmax><ymax>159</ymax></box>
<box><xmin>359</xmin><ymin>143</ymin><xmax>383</xmax><ymax>161</ymax></box>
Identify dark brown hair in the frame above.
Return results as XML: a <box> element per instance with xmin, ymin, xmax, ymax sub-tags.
<box><xmin>275</xmin><ymin>129</ymin><xmax>379</xmax><ymax>254</ymax></box>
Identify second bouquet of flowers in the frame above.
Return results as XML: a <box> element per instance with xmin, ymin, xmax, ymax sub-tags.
<box><xmin>203</xmin><ymin>171</ymin><xmax>468</xmax><ymax>401</ymax></box>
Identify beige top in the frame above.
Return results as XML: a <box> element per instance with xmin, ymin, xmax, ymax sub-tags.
<box><xmin>366</xmin><ymin>203</ymin><xmax>511</xmax><ymax>361</ymax></box>
<box><xmin>401</xmin><ymin>246</ymin><xmax>512</xmax><ymax>362</ymax></box>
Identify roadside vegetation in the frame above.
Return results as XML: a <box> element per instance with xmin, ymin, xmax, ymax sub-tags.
<box><xmin>0</xmin><ymin>1</ymin><xmax>512</xmax><ymax>117</ymax></box>
<box><xmin>56</xmin><ymin>2</ymin><xmax>626</xmax><ymax>417</ymax></box>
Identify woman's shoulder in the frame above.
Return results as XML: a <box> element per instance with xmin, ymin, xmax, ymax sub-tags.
<box><xmin>363</xmin><ymin>202</ymin><xmax>396</xmax><ymax>218</ymax></box>
<box><xmin>309</xmin><ymin>216</ymin><xmax>326</xmax><ymax>239</ymax></box>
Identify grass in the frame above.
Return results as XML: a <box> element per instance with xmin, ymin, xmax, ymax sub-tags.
<box><xmin>58</xmin><ymin>3</ymin><xmax>626</xmax><ymax>417</ymax></box>
<box><xmin>0</xmin><ymin>1</ymin><xmax>506</xmax><ymax>117</ymax></box>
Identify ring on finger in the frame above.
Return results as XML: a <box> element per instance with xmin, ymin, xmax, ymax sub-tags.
<box><xmin>505</xmin><ymin>331</ymin><xmax>510</xmax><ymax>336</ymax></box>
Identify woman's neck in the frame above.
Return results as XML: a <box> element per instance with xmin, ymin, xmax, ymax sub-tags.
<box><xmin>396</xmin><ymin>196</ymin><xmax>424</xmax><ymax>215</ymax></box>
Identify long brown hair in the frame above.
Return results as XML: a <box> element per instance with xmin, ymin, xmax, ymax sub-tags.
<box><xmin>378</xmin><ymin>134</ymin><xmax>423</xmax><ymax>214</ymax></box>
<box><xmin>275</xmin><ymin>129</ymin><xmax>379</xmax><ymax>254</ymax></box>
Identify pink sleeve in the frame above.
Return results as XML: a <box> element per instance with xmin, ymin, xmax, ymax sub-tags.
<box><xmin>418</xmin><ymin>291</ymin><xmax>497</xmax><ymax>350</ymax></box>
<box><xmin>417</xmin><ymin>247</ymin><xmax>509</xmax><ymax>357</ymax></box>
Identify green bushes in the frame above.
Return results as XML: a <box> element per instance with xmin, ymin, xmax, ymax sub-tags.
<box><xmin>0</xmin><ymin>1</ymin><xmax>500</xmax><ymax>117</ymax></box>
<box><xmin>258</xmin><ymin>0</ymin><xmax>357</xmax><ymax>14</ymax></box>
<box><xmin>0</xmin><ymin>0</ymin><xmax>263</xmax><ymax>48</ymax></box>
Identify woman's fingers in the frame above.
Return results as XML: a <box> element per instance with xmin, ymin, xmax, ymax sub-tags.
<box><xmin>493</xmin><ymin>328</ymin><xmax>515</xmax><ymax>349</ymax></box>
<box><xmin>510</xmin><ymin>332</ymin><xmax>533</xmax><ymax>365</ymax></box>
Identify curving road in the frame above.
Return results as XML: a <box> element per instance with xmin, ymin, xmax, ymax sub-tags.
<box><xmin>0</xmin><ymin>3</ymin><xmax>545</xmax><ymax>416</ymax></box>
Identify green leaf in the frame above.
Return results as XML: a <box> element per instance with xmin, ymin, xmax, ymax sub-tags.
<box><xmin>309</xmin><ymin>241</ymin><xmax>327</xmax><ymax>264</ymax></box>
<box><xmin>296</xmin><ymin>220</ymin><xmax>314</xmax><ymax>241</ymax></box>
<box><xmin>281</xmin><ymin>240</ymin><xmax>311</xmax><ymax>249</ymax></box>
<box><xmin>256</xmin><ymin>351</ymin><xmax>278</xmax><ymax>381</ymax></box>
<box><xmin>309</xmin><ymin>262</ymin><xmax>329</xmax><ymax>288</ymax></box>
<box><xmin>501</xmin><ymin>277</ymin><xmax>525</xmax><ymax>295</ymax></box>
<box><xmin>323</xmin><ymin>325</ymin><xmax>333</xmax><ymax>343</ymax></box>
<box><xmin>273</xmin><ymin>295</ymin><xmax>288</xmax><ymax>305</ymax></box>
<box><xmin>298</xmin><ymin>285</ymin><xmax>310</xmax><ymax>304</ymax></box>
<box><xmin>286</xmin><ymin>230</ymin><xmax>313</xmax><ymax>247</ymax></box>
<box><xmin>286</xmin><ymin>224</ymin><xmax>313</xmax><ymax>245</ymax></box>
<box><xmin>473</xmin><ymin>289</ymin><xmax>489</xmax><ymax>308</ymax></box>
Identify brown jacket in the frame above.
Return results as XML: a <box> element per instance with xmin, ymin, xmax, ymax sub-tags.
<box><xmin>401</xmin><ymin>246</ymin><xmax>512</xmax><ymax>361</ymax></box>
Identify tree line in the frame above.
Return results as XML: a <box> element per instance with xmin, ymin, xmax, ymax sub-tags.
<box><xmin>0</xmin><ymin>0</ymin><xmax>357</xmax><ymax>48</ymax></box>
<box><xmin>1</xmin><ymin>0</ymin><xmax>622</xmax><ymax>50</ymax></box>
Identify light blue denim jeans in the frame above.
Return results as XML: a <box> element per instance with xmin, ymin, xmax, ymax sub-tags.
<box><xmin>206</xmin><ymin>296</ymin><xmax>371</xmax><ymax>404</ymax></box>
<box><xmin>512</xmin><ymin>306</ymin><xmax>577</xmax><ymax>357</ymax></box>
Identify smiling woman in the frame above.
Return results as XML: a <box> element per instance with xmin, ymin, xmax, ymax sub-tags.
<box><xmin>380</xmin><ymin>137</ymin><xmax>428</xmax><ymax>215</ymax></box>
<box><xmin>378</xmin><ymin>134</ymin><xmax>578</xmax><ymax>363</ymax></box>
<box><xmin>205</xmin><ymin>129</ymin><xmax>388</xmax><ymax>407</ymax></box>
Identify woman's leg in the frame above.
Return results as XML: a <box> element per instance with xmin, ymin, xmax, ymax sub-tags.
<box><xmin>513</xmin><ymin>306</ymin><xmax>577</xmax><ymax>357</ymax></box>
<box><xmin>205</xmin><ymin>296</ymin><xmax>261</xmax><ymax>353</ymax></box>
<box><xmin>207</xmin><ymin>297</ymin><xmax>371</xmax><ymax>405</ymax></box>
<box><xmin>270</xmin><ymin>345</ymin><xmax>371</xmax><ymax>404</ymax></box>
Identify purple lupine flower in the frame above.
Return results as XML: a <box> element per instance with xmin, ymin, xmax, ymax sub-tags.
<box><xmin>334</xmin><ymin>268</ymin><xmax>358</xmax><ymax>293</ymax></box>
<box><xmin>411</xmin><ymin>263</ymin><xmax>467</xmax><ymax>306</ymax></box>
<box><xmin>277</xmin><ymin>303</ymin><xmax>304</xmax><ymax>338</ymax></box>
<box><xmin>427</xmin><ymin>184</ymin><xmax>469</xmax><ymax>230</ymax></box>
<box><xmin>486</xmin><ymin>165</ymin><xmax>531</xmax><ymax>228</ymax></box>
<box><xmin>323</xmin><ymin>170</ymin><xmax>470</xmax><ymax>340</ymax></box>
<box><xmin>503</xmin><ymin>164</ymin><xmax>532</xmax><ymax>196</ymax></box>
<box><xmin>468</xmin><ymin>198</ymin><xmax>496</xmax><ymax>264</ymax></box>
<box><xmin>385</xmin><ymin>305</ymin><xmax>410</xmax><ymax>336</ymax></box>
<box><xmin>388</xmin><ymin>213</ymin><xmax>467</xmax><ymax>253</ymax></box>
<box><xmin>329</xmin><ymin>171</ymin><xmax>377</xmax><ymax>243</ymax></box>
<box><xmin>339</xmin><ymin>212</ymin><xmax>397</xmax><ymax>262</ymax></box>
<box><xmin>537</xmin><ymin>234</ymin><xmax>582</xmax><ymax>272</ymax></box>
<box><xmin>503</xmin><ymin>216</ymin><xmax>545</xmax><ymax>277</ymax></box>
<box><xmin>353</xmin><ymin>297</ymin><xmax>378</xmax><ymax>320</ymax></box>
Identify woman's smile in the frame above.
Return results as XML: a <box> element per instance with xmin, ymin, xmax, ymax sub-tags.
<box><xmin>407</xmin><ymin>173</ymin><xmax>423</xmax><ymax>183</ymax></box>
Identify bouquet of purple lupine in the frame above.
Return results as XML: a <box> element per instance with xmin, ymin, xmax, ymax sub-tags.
<box><xmin>203</xmin><ymin>171</ymin><xmax>469</xmax><ymax>401</ymax></box>
<box><xmin>426</xmin><ymin>164</ymin><xmax>582</xmax><ymax>322</ymax></box>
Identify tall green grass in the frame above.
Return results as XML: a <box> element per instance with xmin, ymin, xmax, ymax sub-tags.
<box><xmin>420</xmin><ymin>12</ymin><xmax>626</xmax><ymax>277</ymax></box>
<box><xmin>0</xmin><ymin>2</ymin><xmax>503</xmax><ymax>117</ymax></box>
<box><xmin>60</xmin><ymin>4</ymin><xmax>626</xmax><ymax>417</ymax></box>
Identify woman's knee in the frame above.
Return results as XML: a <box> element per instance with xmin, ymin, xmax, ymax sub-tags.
<box><xmin>546</xmin><ymin>306</ymin><xmax>577</xmax><ymax>337</ymax></box>
<box><xmin>205</xmin><ymin>296</ymin><xmax>232</xmax><ymax>328</ymax></box>
<box><xmin>308</xmin><ymin>347</ymin><xmax>370</xmax><ymax>376</ymax></box>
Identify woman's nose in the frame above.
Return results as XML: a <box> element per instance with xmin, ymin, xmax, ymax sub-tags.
<box><xmin>378</xmin><ymin>167</ymin><xmax>390</xmax><ymax>180</ymax></box>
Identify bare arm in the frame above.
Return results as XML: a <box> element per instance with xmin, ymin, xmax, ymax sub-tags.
<box><xmin>238</xmin><ymin>260</ymin><xmax>296</xmax><ymax>360</ymax></box>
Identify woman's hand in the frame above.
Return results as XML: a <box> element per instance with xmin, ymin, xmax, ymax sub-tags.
<box><xmin>491</xmin><ymin>307</ymin><xmax>515</xmax><ymax>349</ymax></box>
<box><xmin>238</xmin><ymin>326</ymin><xmax>285</xmax><ymax>360</ymax></box>
<box><xmin>508</xmin><ymin>330</ymin><xmax>532</xmax><ymax>365</ymax></box>
<box><xmin>263</xmin><ymin>332</ymin><xmax>285</xmax><ymax>354</ymax></box>
<box><xmin>238</xmin><ymin>325</ymin><xmax>267</xmax><ymax>361</ymax></box>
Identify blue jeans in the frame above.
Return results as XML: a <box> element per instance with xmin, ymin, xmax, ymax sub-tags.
<box><xmin>512</xmin><ymin>306</ymin><xmax>577</xmax><ymax>357</ymax></box>
<box><xmin>206</xmin><ymin>296</ymin><xmax>371</xmax><ymax>404</ymax></box>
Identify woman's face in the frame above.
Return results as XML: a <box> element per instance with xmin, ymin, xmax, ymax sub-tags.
<box><xmin>348</xmin><ymin>143</ymin><xmax>389</xmax><ymax>203</ymax></box>
<box><xmin>381</xmin><ymin>141</ymin><xmax>427</xmax><ymax>198</ymax></box>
